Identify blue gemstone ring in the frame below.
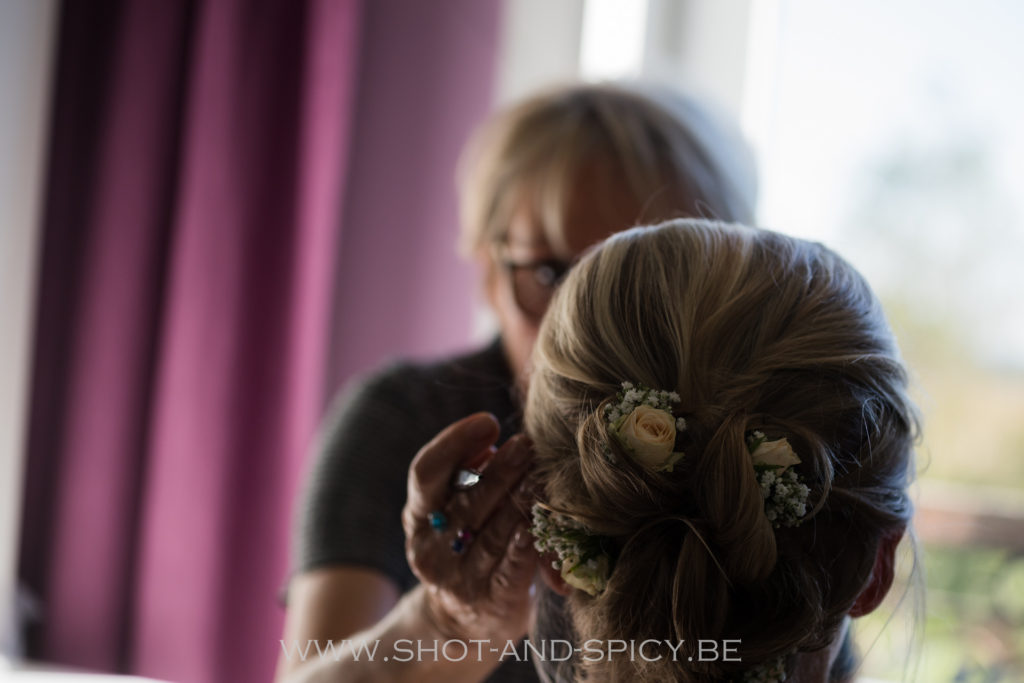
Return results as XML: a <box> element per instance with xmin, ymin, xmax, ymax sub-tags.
<box><xmin>427</xmin><ymin>510</ymin><xmax>448</xmax><ymax>533</ymax></box>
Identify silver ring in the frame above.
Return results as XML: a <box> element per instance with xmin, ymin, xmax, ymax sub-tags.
<box><xmin>453</xmin><ymin>468</ymin><xmax>482</xmax><ymax>491</ymax></box>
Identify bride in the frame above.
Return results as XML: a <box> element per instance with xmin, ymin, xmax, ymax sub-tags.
<box><xmin>522</xmin><ymin>219</ymin><xmax>918</xmax><ymax>681</ymax></box>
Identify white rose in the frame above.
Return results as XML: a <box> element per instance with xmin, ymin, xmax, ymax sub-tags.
<box><xmin>615</xmin><ymin>405</ymin><xmax>677</xmax><ymax>470</ymax></box>
<box><xmin>750</xmin><ymin>437</ymin><xmax>801</xmax><ymax>473</ymax></box>
<box><xmin>561</xmin><ymin>555</ymin><xmax>609</xmax><ymax>596</ymax></box>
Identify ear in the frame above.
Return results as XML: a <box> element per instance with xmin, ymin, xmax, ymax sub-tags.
<box><xmin>539</xmin><ymin>557</ymin><xmax>573</xmax><ymax>596</ymax></box>
<box><xmin>849</xmin><ymin>526</ymin><xmax>904</xmax><ymax>618</ymax></box>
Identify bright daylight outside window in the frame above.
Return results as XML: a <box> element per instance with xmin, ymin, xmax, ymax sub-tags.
<box><xmin>578</xmin><ymin>0</ymin><xmax>1024</xmax><ymax>678</ymax></box>
<box><xmin>741</xmin><ymin>1</ymin><xmax>1024</xmax><ymax>679</ymax></box>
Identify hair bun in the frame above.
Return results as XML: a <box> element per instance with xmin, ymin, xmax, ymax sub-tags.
<box><xmin>691</xmin><ymin>413</ymin><xmax>778</xmax><ymax>583</ymax></box>
<box><xmin>525</xmin><ymin>220</ymin><xmax>918</xmax><ymax>682</ymax></box>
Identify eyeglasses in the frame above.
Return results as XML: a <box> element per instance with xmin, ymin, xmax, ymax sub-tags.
<box><xmin>496</xmin><ymin>254</ymin><xmax>572</xmax><ymax>321</ymax></box>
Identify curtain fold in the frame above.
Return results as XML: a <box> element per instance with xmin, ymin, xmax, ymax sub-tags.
<box><xmin>328</xmin><ymin>0</ymin><xmax>503</xmax><ymax>391</ymax></box>
<box><xmin>129</xmin><ymin>2</ymin><xmax>366</xmax><ymax>680</ymax></box>
<box><xmin>21</xmin><ymin>0</ymin><xmax>205</xmax><ymax>672</ymax></box>
<box><xmin>20</xmin><ymin>0</ymin><xmax>502</xmax><ymax>680</ymax></box>
<box><xmin>20</xmin><ymin>0</ymin><xmax>365</xmax><ymax>681</ymax></box>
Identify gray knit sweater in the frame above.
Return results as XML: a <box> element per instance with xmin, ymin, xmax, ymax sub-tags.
<box><xmin>294</xmin><ymin>339</ymin><xmax>537</xmax><ymax>682</ymax></box>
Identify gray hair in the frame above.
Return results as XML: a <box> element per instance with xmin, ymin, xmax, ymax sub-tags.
<box><xmin>456</xmin><ymin>83</ymin><xmax>757</xmax><ymax>257</ymax></box>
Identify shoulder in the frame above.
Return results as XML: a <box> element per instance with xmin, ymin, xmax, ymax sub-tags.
<box><xmin>380</xmin><ymin>337</ymin><xmax>510</xmax><ymax>389</ymax></box>
<box><xmin>325</xmin><ymin>338</ymin><xmax>514</xmax><ymax>432</ymax></box>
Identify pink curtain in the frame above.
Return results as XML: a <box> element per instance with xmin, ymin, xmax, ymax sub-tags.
<box><xmin>19</xmin><ymin>1</ymin><xmax>500</xmax><ymax>682</ymax></box>
<box><xmin>328</xmin><ymin>0</ymin><xmax>504</xmax><ymax>389</ymax></box>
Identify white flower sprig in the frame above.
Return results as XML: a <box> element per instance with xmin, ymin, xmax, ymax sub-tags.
<box><xmin>746</xmin><ymin>431</ymin><xmax>810</xmax><ymax>528</ymax></box>
<box><xmin>604</xmin><ymin>382</ymin><xmax>686</xmax><ymax>471</ymax></box>
<box><xmin>531</xmin><ymin>503</ymin><xmax>610</xmax><ymax>596</ymax></box>
<box><xmin>742</xmin><ymin>653</ymin><xmax>789</xmax><ymax>682</ymax></box>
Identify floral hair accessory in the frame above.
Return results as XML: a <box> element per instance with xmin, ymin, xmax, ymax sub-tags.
<box><xmin>531</xmin><ymin>503</ymin><xmax>611</xmax><ymax>596</ymax></box>
<box><xmin>604</xmin><ymin>382</ymin><xmax>686</xmax><ymax>471</ymax></box>
<box><xmin>747</xmin><ymin>431</ymin><xmax>810</xmax><ymax>528</ymax></box>
<box><xmin>742</xmin><ymin>652</ymin><xmax>789</xmax><ymax>682</ymax></box>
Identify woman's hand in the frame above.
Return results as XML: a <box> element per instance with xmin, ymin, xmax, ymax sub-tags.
<box><xmin>402</xmin><ymin>412</ymin><xmax>537</xmax><ymax>646</ymax></box>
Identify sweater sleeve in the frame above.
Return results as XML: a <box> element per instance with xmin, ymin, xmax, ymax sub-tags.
<box><xmin>285</xmin><ymin>345</ymin><xmax>537</xmax><ymax>681</ymax></box>
<box><xmin>292</xmin><ymin>363</ymin><xmax>433</xmax><ymax>592</ymax></box>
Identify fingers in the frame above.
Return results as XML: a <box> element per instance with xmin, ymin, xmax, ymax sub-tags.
<box><xmin>406</xmin><ymin>412</ymin><xmax>500</xmax><ymax>520</ymax></box>
<box><xmin>463</xmin><ymin>485</ymin><xmax>530</xmax><ymax>578</ymax></box>
<box><xmin>444</xmin><ymin>435</ymin><xmax>531</xmax><ymax>531</ymax></box>
<box><xmin>489</xmin><ymin>522</ymin><xmax>538</xmax><ymax>601</ymax></box>
<box><xmin>399</xmin><ymin>415</ymin><xmax>539</xmax><ymax>643</ymax></box>
<box><xmin>404</xmin><ymin>432</ymin><xmax>534</xmax><ymax>594</ymax></box>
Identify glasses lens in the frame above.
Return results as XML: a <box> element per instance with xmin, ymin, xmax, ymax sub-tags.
<box><xmin>532</xmin><ymin>264</ymin><xmax>560</xmax><ymax>288</ymax></box>
<box><xmin>508</xmin><ymin>262</ymin><xmax>568</xmax><ymax>320</ymax></box>
<box><xmin>510</xmin><ymin>267</ymin><xmax>552</xmax><ymax>319</ymax></box>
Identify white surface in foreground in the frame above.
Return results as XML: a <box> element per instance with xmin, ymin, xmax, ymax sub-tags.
<box><xmin>1</xmin><ymin>657</ymin><xmax>170</xmax><ymax>682</ymax></box>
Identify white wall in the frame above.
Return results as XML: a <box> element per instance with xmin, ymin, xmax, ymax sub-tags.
<box><xmin>643</xmin><ymin>0</ymin><xmax>754</xmax><ymax>121</ymax></box>
<box><xmin>493</xmin><ymin>0</ymin><xmax>585</xmax><ymax>104</ymax></box>
<box><xmin>0</xmin><ymin>0</ymin><xmax>59</xmax><ymax>661</ymax></box>
<box><xmin>495</xmin><ymin>0</ymin><xmax>754</xmax><ymax>118</ymax></box>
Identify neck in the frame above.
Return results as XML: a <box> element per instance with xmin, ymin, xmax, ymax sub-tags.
<box><xmin>790</xmin><ymin>617</ymin><xmax>852</xmax><ymax>683</ymax></box>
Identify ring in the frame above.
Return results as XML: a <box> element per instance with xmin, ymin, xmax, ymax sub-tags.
<box><xmin>453</xmin><ymin>468</ymin><xmax>482</xmax><ymax>491</ymax></box>
<box><xmin>428</xmin><ymin>510</ymin><xmax>448</xmax><ymax>533</ymax></box>
<box><xmin>450</xmin><ymin>528</ymin><xmax>475</xmax><ymax>554</ymax></box>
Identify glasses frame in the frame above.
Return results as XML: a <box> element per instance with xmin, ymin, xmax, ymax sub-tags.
<box><xmin>492</xmin><ymin>244</ymin><xmax>573</xmax><ymax>321</ymax></box>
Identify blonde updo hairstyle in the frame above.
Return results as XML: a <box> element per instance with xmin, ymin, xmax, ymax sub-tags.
<box><xmin>525</xmin><ymin>220</ymin><xmax>918</xmax><ymax>681</ymax></box>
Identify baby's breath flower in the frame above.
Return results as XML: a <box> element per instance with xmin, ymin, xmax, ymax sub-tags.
<box><xmin>748</xmin><ymin>432</ymin><xmax>810</xmax><ymax>528</ymax></box>
<box><xmin>530</xmin><ymin>504</ymin><xmax>611</xmax><ymax>596</ymax></box>
<box><xmin>743</xmin><ymin>653</ymin><xmax>788</xmax><ymax>682</ymax></box>
<box><xmin>754</xmin><ymin>462</ymin><xmax>810</xmax><ymax>528</ymax></box>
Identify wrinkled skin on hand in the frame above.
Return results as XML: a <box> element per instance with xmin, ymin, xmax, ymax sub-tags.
<box><xmin>402</xmin><ymin>413</ymin><xmax>538</xmax><ymax>644</ymax></box>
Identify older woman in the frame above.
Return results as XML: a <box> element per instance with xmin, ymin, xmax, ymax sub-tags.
<box><xmin>276</xmin><ymin>83</ymin><xmax>755</xmax><ymax>683</ymax></box>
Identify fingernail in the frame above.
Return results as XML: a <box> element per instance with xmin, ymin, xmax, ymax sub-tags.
<box><xmin>468</xmin><ymin>413</ymin><xmax>497</xmax><ymax>438</ymax></box>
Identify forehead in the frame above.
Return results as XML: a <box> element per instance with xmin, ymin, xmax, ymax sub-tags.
<box><xmin>505</xmin><ymin>162</ymin><xmax>645</xmax><ymax>257</ymax></box>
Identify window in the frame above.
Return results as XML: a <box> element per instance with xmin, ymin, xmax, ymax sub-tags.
<box><xmin>744</xmin><ymin>2</ymin><xmax>1024</xmax><ymax>679</ymax></box>
<box><xmin>498</xmin><ymin>0</ymin><xmax>1024</xmax><ymax>677</ymax></box>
